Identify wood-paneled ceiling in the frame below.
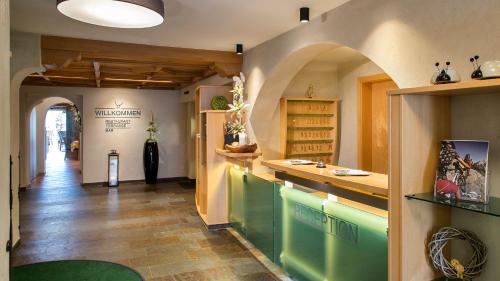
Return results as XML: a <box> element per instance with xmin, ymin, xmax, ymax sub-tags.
<box><xmin>22</xmin><ymin>36</ymin><xmax>242</xmax><ymax>90</ymax></box>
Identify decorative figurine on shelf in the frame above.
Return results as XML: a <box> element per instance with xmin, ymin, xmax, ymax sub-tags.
<box><xmin>480</xmin><ymin>60</ymin><xmax>500</xmax><ymax>79</ymax></box>
<box><xmin>225</xmin><ymin>72</ymin><xmax>258</xmax><ymax>153</ymax></box>
<box><xmin>306</xmin><ymin>84</ymin><xmax>314</xmax><ymax>98</ymax></box>
<box><xmin>143</xmin><ymin>113</ymin><xmax>159</xmax><ymax>184</ymax></box>
<box><xmin>470</xmin><ymin>55</ymin><xmax>483</xmax><ymax>79</ymax></box>
<box><xmin>431</xmin><ymin>61</ymin><xmax>461</xmax><ymax>84</ymax></box>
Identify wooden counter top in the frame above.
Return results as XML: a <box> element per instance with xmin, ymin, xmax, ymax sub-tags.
<box><xmin>261</xmin><ymin>160</ymin><xmax>388</xmax><ymax>197</ymax></box>
<box><xmin>215</xmin><ymin>149</ymin><xmax>262</xmax><ymax>159</ymax></box>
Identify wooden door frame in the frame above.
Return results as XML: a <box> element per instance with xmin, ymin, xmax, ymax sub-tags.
<box><xmin>357</xmin><ymin>73</ymin><xmax>392</xmax><ymax>171</ymax></box>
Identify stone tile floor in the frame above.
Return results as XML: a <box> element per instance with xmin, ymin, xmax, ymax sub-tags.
<box><xmin>12</xmin><ymin>152</ymin><xmax>279</xmax><ymax>281</ymax></box>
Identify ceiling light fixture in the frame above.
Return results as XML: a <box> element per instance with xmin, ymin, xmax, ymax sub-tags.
<box><xmin>56</xmin><ymin>0</ymin><xmax>165</xmax><ymax>28</ymax></box>
<box><xmin>300</xmin><ymin>7</ymin><xmax>310</xmax><ymax>23</ymax></box>
<box><xmin>236</xmin><ymin>44</ymin><xmax>243</xmax><ymax>55</ymax></box>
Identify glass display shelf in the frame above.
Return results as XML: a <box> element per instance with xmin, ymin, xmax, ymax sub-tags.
<box><xmin>405</xmin><ymin>192</ymin><xmax>500</xmax><ymax>218</ymax></box>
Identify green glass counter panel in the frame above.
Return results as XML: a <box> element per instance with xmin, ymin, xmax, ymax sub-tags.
<box><xmin>323</xmin><ymin>200</ymin><xmax>388</xmax><ymax>280</ymax></box>
<box><xmin>273</xmin><ymin>184</ymin><xmax>283</xmax><ymax>267</ymax></box>
<box><xmin>279</xmin><ymin>186</ymin><xmax>327</xmax><ymax>281</ymax></box>
<box><xmin>228</xmin><ymin>167</ymin><xmax>246</xmax><ymax>235</ymax></box>
<box><xmin>245</xmin><ymin>174</ymin><xmax>275</xmax><ymax>261</ymax></box>
<box><xmin>275</xmin><ymin>185</ymin><xmax>389</xmax><ymax>281</ymax></box>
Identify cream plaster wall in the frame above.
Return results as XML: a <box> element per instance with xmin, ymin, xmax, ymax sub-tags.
<box><xmin>21</xmin><ymin>86</ymin><xmax>187</xmax><ymax>185</ymax></box>
<box><xmin>0</xmin><ymin>0</ymin><xmax>10</xmax><ymax>279</ymax></box>
<box><xmin>283</xmin><ymin>61</ymin><xmax>339</xmax><ymax>99</ymax></box>
<box><xmin>10</xmin><ymin>31</ymin><xmax>41</xmax><ymax>246</ymax></box>
<box><xmin>11</xmin><ymin>31</ymin><xmax>41</xmax><ymax>188</ymax></box>
<box><xmin>336</xmin><ymin>60</ymin><xmax>383</xmax><ymax>168</ymax></box>
<box><xmin>242</xmin><ymin>0</ymin><xmax>500</xmax><ymax>279</ymax></box>
<box><xmin>244</xmin><ymin>0</ymin><xmax>500</xmax><ymax>160</ymax></box>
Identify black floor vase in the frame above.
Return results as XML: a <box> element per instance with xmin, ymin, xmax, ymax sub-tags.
<box><xmin>143</xmin><ymin>141</ymin><xmax>159</xmax><ymax>184</ymax></box>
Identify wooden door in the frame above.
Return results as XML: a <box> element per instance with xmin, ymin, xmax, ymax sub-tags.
<box><xmin>358</xmin><ymin>74</ymin><xmax>398</xmax><ymax>174</ymax></box>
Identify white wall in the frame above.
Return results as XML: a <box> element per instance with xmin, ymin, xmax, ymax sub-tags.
<box><xmin>21</xmin><ymin>86</ymin><xmax>187</xmax><ymax>184</ymax></box>
<box><xmin>241</xmin><ymin>0</ymin><xmax>500</xmax><ymax>279</ymax></box>
<box><xmin>82</xmin><ymin>88</ymin><xmax>186</xmax><ymax>183</ymax></box>
<box><xmin>0</xmin><ymin>0</ymin><xmax>10</xmax><ymax>279</ymax></box>
<box><xmin>29</xmin><ymin>107</ymin><xmax>36</xmax><ymax>180</ymax></box>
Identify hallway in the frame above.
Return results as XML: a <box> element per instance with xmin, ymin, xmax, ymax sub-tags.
<box><xmin>12</xmin><ymin>157</ymin><xmax>277</xmax><ymax>281</ymax></box>
<box><xmin>30</xmin><ymin>144</ymin><xmax>81</xmax><ymax>189</ymax></box>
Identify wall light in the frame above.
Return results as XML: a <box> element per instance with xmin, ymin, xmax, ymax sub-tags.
<box><xmin>57</xmin><ymin>0</ymin><xmax>165</xmax><ymax>28</ymax></box>
<box><xmin>300</xmin><ymin>7</ymin><xmax>310</xmax><ymax>23</ymax></box>
<box><xmin>236</xmin><ymin>44</ymin><xmax>244</xmax><ymax>55</ymax></box>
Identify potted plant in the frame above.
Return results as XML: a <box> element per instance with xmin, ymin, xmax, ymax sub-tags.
<box><xmin>143</xmin><ymin>113</ymin><xmax>159</xmax><ymax>184</ymax></box>
<box><xmin>225</xmin><ymin>73</ymin><xmax>257</xmax><ymax>153</ymax></box>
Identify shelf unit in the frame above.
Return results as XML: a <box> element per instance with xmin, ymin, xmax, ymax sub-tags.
<box><xmin>195</xmin><ymin>86</ymin><xmax>232</xmax><ymax>228</ymax></box>
<box><xmin>280</xmin><ymin>98</ymin><xmax>340</xmax><ymax>164</ymax></box>
<box><xmin>388</xmin><ymin>79</ymin><xmax>500</xmax><ymax>281</ymax></box>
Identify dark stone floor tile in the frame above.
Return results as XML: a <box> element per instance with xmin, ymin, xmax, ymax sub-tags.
<box><xmin>12</xmin><ymin>158</ymin><xmax>278</xmax><ymax>281</ymax></box>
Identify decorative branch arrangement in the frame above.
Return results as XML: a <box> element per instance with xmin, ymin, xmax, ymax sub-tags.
<box><xmin>224</xmin><ymin>72</ymin><xmax>257</xmax><ymax>153</ymax></box>
<box><xmin>146</xmin><ymin>113</ymin><xmax>159</xmax><ymax>142</ymax></box>
<box><xmin>227</xmin><ymin>73</ymin><xmax>249</xmax><ymax>140</ymax></box>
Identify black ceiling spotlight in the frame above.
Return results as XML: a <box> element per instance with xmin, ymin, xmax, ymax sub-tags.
<box><xmin>236</xmin><ymin>44</ymin><xmax>244</xmax><ymax>55</ymax></box>
<box><xmin>300</xmin><ymin>7</ymin><xmax>310</xmax><ymax>23</ymax></box>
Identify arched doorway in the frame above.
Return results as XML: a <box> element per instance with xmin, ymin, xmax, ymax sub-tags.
<box><xmin>27</xmin><ymin>97</ymin><xmax>82</xmax><ymax>187</ymax></box>
<box><xmin>248</xmin><ymin>43</ymin><xmax>399</xmax><ymax>171</ymax></box>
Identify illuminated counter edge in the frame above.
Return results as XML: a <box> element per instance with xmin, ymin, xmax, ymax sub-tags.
<box><xmin>262</xmin><ymin>160</ymin><xmax>388</xmax><ymax>210</ymax></box>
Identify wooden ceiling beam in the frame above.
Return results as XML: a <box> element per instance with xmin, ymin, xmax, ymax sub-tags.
<box><xmin>93</xmin><ymin>62</ymin><xmax>101</xmax><ymax>88</ymax></box>
<box><xmin>42</xmin><ymin>35</ymin><xmax>242</xmax><ymax>65</ymax></box>
<box><xmin>31</xmin><ymin>36</ymin><xmax>241</xmax><ymax>88</ymax></box>
<box><xmin>211</xmin><ymin>62</ymin><xmax>241</xmax><ymax>77</ymax></box>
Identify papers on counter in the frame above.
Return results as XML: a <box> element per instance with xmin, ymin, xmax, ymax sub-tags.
<box><xmin>283</xmin><ymin>160</ymin><xmax>315</xmax><ymax>165</ymax></box>
<box><xmin>331</xmin><ymin>169</ymin><xmax>371</xmax><ymax>176</ymax></box>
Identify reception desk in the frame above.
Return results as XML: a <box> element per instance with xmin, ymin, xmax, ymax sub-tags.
<box><xmin>228</xmin><ymin>160</ymin><xmax>389</xmax><ymax>281</ymax></box>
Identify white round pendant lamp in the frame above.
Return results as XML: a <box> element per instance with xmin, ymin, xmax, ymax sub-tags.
<box><xmin>56</xmin><ymin>0</ymin><xmax>165</xmax><ymax>28</ymax></box>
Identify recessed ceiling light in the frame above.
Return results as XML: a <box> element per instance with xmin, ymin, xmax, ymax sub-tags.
<box><xmin>300</xmin><ymin>7</ymin><xmax>310</xmax><ymax>23</ymax></box>
<box><xmin>56</xmin><ymin>0</ymin><xmax>165</xmax><ymax>28</ymax></box>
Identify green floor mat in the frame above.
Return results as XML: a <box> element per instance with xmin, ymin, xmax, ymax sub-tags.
<box><xmin>11</xmin><ymin>260</ymin><xmax>144</xmax><ymax>281</ymax></box>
